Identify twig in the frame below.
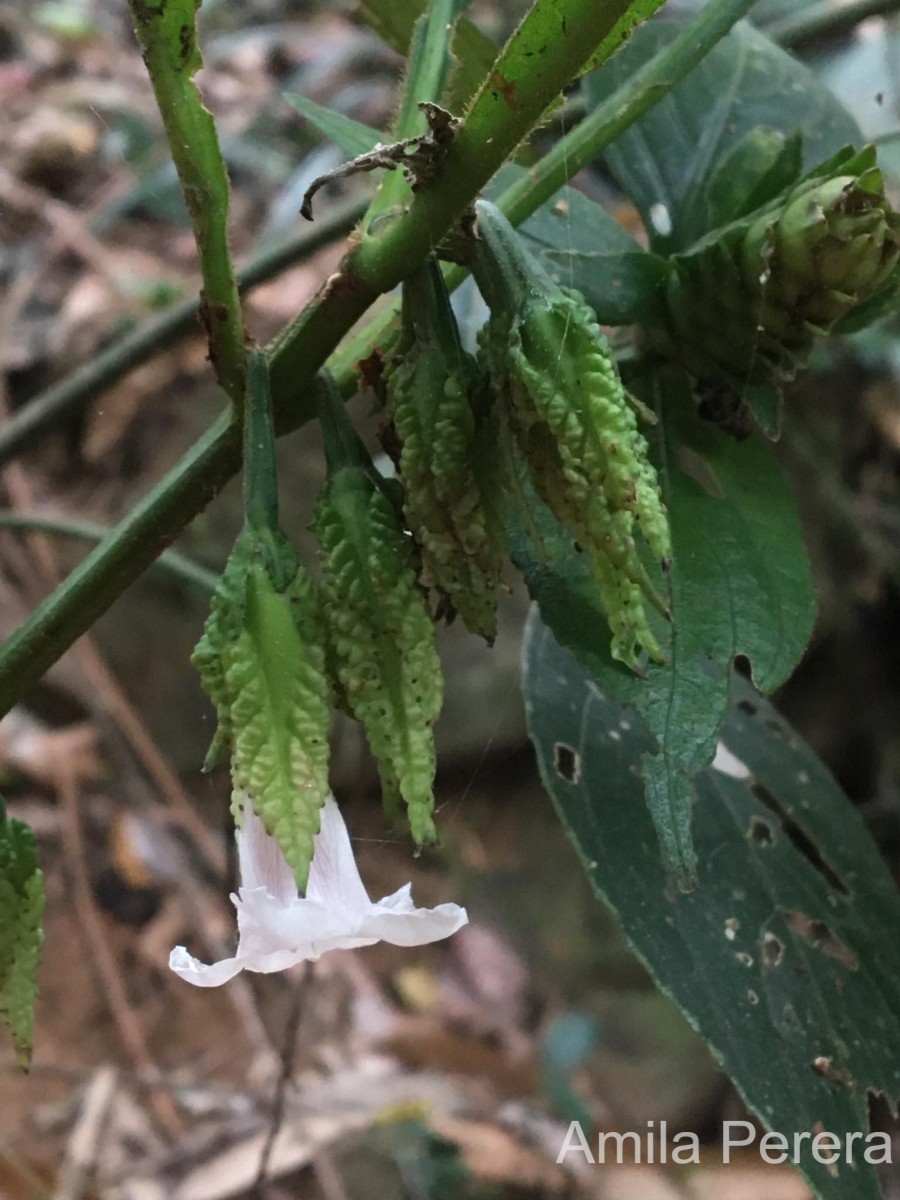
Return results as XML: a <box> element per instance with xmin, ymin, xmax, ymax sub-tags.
<box><xmin>254</xmin><ymin>964</ymin><xmax>314</xmax><ymax>1194</ymax></box>
<box><xmin>54</xmin><ymin>1066</ymin><xmax>118</xmax><ymax>1200</ymax></box>
<box><xmin>57</xmin><ymin>765</ymin><xmax>181</xmax><ymax>1136</ymax></box>
<box><xmin>0</xmin><ymin>511</ymin><xmax>218</xmax><ymax>592</ymax></box>
<box><xmin>312</xmin><ymin>1147</ymin><xmax>352</xmax><ymax>1200</ymax></box>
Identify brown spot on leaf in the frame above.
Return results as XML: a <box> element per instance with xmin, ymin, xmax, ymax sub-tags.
<box><xmin>785</xmin><ymin>911</ymin><xmax>858</xmax><ymax>970</ymax></box>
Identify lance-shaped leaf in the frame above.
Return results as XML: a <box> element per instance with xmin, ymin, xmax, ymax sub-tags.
<box><xmin>283</xmin><ymin>93</ymin><xmax>383</xmax><ymax>159</ymax></box>
<box><xmin>509</xmin><ymin>366</ymin><xmax>816</xmax><ymax>887</ymax></box>
<box><xmin>0</xmin><ymin>799</ymin><xmax>44</xmax><ymax>1068</ymax></box>
<box><xmin>524</xmin><ymin>618</ymin><xmax>900</xmax><ymax>1200</ymax></box>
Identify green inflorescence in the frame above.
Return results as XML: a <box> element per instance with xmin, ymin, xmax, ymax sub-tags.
<box><xmin>387</xmin><ymin>258</ymin><xmax>506</xmax><ymax>641</ymax></box>
<box><xmin>473</xmin><ymin>199</ymin><xmax>670</xmax><ymax>669</ymax></box>
<box><xmin>315</xmin><ymin>384</ymin><xmax>443</xmax><ymax>843</ymax></box>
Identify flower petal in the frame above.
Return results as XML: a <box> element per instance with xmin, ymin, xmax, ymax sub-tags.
<box><xmin>234</xmin><ymin>889</ymin><xmax>352</xmax><ymax>955</ymax></box>
<box><xmin>305</xmin><ymin>796</ymin><xmax>371</xmax><ymax>919</ymax></box>
<box><xmin>170</xmin><ymin>941</ymin><xmax>324</xmax><ymax>985</ymax></box>
<box><xmin>169</xmin><ymin>944</ymin><xmax>248</xmax><ymax>987</ymax></box>
<box><xmin>236</xmin><ymin>794</ymin><xmax>298</xmax><ymax>904</ymax></box>
<box><xmin>359</xmin><ymin>899</ymin><xmax>468</xmax><ymax>947</ymax></box>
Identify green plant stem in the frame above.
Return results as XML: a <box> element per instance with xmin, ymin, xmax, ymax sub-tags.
<box><xmin>0</xmin><ymin>417</ymin><xmax>240</xmax><ymax>711</ymax></box>
<box><xmin>0</xmin><ymin>0</ymin><xmax>754</xmax><ymax>716</ymax></box>
<box><xmin>764</xmin><ymin>0</ymin><xmax>900</xmax><ymax>48</ymax></box>
<box><xmin>0</xmin><ymin>194</ymin><xmax>366</xmax><ymax>470</ymax></box>
<box><xmin>0</xmin><ymin>512</ymin><xmax>218</xmax><ymax>592</ymax></box>
<box><xmin>498</xmin><ymin>0</ymin><xmax>762</xmax><ymax>225</ymax></box>
<box><xmin>243</xmin><ymin>349</ymin><xmax>279</xmax><ymax>534</ymax></box>
<box><xmin>128</xmin><ymin>0</ymin><xmax>245</xmax><ymax>406</ymax></box>
<box><xmin>325</xmin><ymin>0</ymin><xmax>761</xmax><ymax>383</ymax></box>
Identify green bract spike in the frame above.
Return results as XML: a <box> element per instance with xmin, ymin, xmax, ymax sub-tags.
<box><xmin>387</xmin><ymin>259</ymin><xmax>506</xmax><ymax>640</ymax></box>
<box><xmin>473</xmin><ymin>200</ymin><xmax>670</xmax><ymax>670</ymax></box>
<box><xmin>191</xmin><ymin>348</ymin><xmax>332</xmax><ymax>887</ymax></box>
<box><xmin>0</xmin><ymin>798</ymin><xmax>44</xmax><ymax>1068</ymax></box>
<box><xmin>314</xmin><ymin>380</ymin><xmax>443</xmax><ymax>843</ymax></box>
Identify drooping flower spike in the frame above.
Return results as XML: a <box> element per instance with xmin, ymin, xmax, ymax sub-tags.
<box><xmin>170</xmin><ymin>795</ymin><xmax>468</xmax><ymax>987</ymax></box>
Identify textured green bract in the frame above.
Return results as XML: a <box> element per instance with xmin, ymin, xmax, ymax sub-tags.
<box><xmin>192</xmin><ymin>528</ymin><xmax>257</xmax><ymax>770</ymax></box>
<box><xmin>193</xmin><ymin>527</ymin><xmax>331</xmax><ymax>887</ymax></box>
<box><xmin>586</xmin><ymin>18</ymin><xmax>862</xmax><ymax>251</ymax></box>
<box><xmin>524</xmin><ymin>618</ymin><xmax>900</xmax><ymax>1200</ymax></box>
<box><xmin>227</xmin><ymin>561</ymin><xmax>331</xmax><ymax>888</ymax></box>
<box><xmin>509</xmin><ymin>366</ymin><xmax>816</xmax><ymax>886</ymax></box>
<box><xmin>315</xmin><ymin>464</ymin><xmax>442</xmax><ymax>843</ymax></box>
<box><xmin>475</xmin><ymin>201</ymin><xmax>669</xmax><ymax>669</ymax></box>
<box><xmin>0</xmin><ymin>799</ymin><xmax>44</xmax><ymax>1068</ymax></box>
<box><xmin>388</xmin><ymin>263</ymin><xmax>505</xmax><ymax>640</ymax></box>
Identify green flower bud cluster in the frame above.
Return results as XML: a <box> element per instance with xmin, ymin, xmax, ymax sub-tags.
<box><xmin>314</xmin><ymin>384</ymin><xmax>443</xmax><ymax>844</ymax></box>
<box><xmin>649</xmin><ymin>146</ymin><xmax>900</xmax><ymax>389</ymax></box>
<box><xmin>385</xmin><ymin>259</ymin><xmax>506</xmax><ymax>642</ymax></box>
<box><xmin>472</xmin><ymin>199</ymin><xmax>670</xmax><ymax>669</ymax></box>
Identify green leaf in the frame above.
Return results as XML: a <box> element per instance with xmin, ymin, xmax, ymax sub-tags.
<box><xmin>0</xmin><ymin>799</ymin><xmax>44</xmax><ymax>1068</ymax></box>
<box><xmin>508</xmin><ymin>366</ymin><xmax>817</xmax><ymax>886</ymax></box>
<box><xmin>283</xmin><ymin>93</ymin><xmax>382</xmax><ymax>158</ymax></box>
<box><xmin>524</xmin><ymin>622</ymin><xmax>900</xmax><ymax>1200</ymax></box>
<box><xmin>486</xmin><ymin>166</ymin><xmax>671</xmax><ymax>325</ymax></box>
<box><xmin>227</xmin><ymin>561</ymin><xmax>331</xmax><ymax>889</ymax></box>
<box><xmin>586</xmin><ymin>19</ymin><xmax>862</xmax><ymax>251</ymax></box>
<box><xmin>705</xmin><ymin>127</ymin><xmax>803</xmax><ymax>228</ymax></box>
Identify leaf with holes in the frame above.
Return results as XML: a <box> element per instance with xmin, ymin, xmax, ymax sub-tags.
<box><xmin>586</xmin><ymin>18</ymin><xmax>861</xmax><ymax>251</ymax></box>
<box><xmin>508</xmin><ymin>365</ymin><xmax>816</xmax><ymax>887</ymax></box>
<box><xmin>524</xmin><ymin>615</ymin><xmax>900</xmax><ymax>1200</ymax></box>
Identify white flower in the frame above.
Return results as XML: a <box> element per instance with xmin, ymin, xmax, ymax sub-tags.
<box><xmin>170</xmin><ymin>796</ymin><xmax>468</xmax><ymax>987</ymax></box>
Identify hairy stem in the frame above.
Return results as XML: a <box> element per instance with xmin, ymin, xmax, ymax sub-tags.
<box><xmin>128</xmin><ymin>0</ymin><xmax>246</xmax><ymax>405</ymax></box>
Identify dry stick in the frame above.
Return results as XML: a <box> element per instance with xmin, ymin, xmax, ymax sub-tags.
<box><xmin>54</xmin><ymin>1065</ymin><xmax>119</xmax><ymax>1200</ymax></box>
<box><xmin>254</xmin><ymin>964</ymin><xmax>314</xmax><ymax>1194</ymax></box>
<box><xmin>57</xmin><ymin>764</ymin><xmax>182</xmax><ymax>1137</ymax></box>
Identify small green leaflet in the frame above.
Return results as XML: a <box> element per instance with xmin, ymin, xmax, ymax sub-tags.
<box><xmin>509</xmin><ymin>366</ymin><xmax>816</xmax><ymax>887</ymax></box>
<box><xmin>524</xmin><ymin>618</ymin><xmax>900</xmax><ymax>1200</ymax></box>
<box><xmin>0</xmin><ymin>798</ymin><xmax>44</xmax><ymax>1068</ymax></box>
<box><xmin>283</xmin><ymin>93</ymin><xmax>382</xmax><ymax>159</ymax></box>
